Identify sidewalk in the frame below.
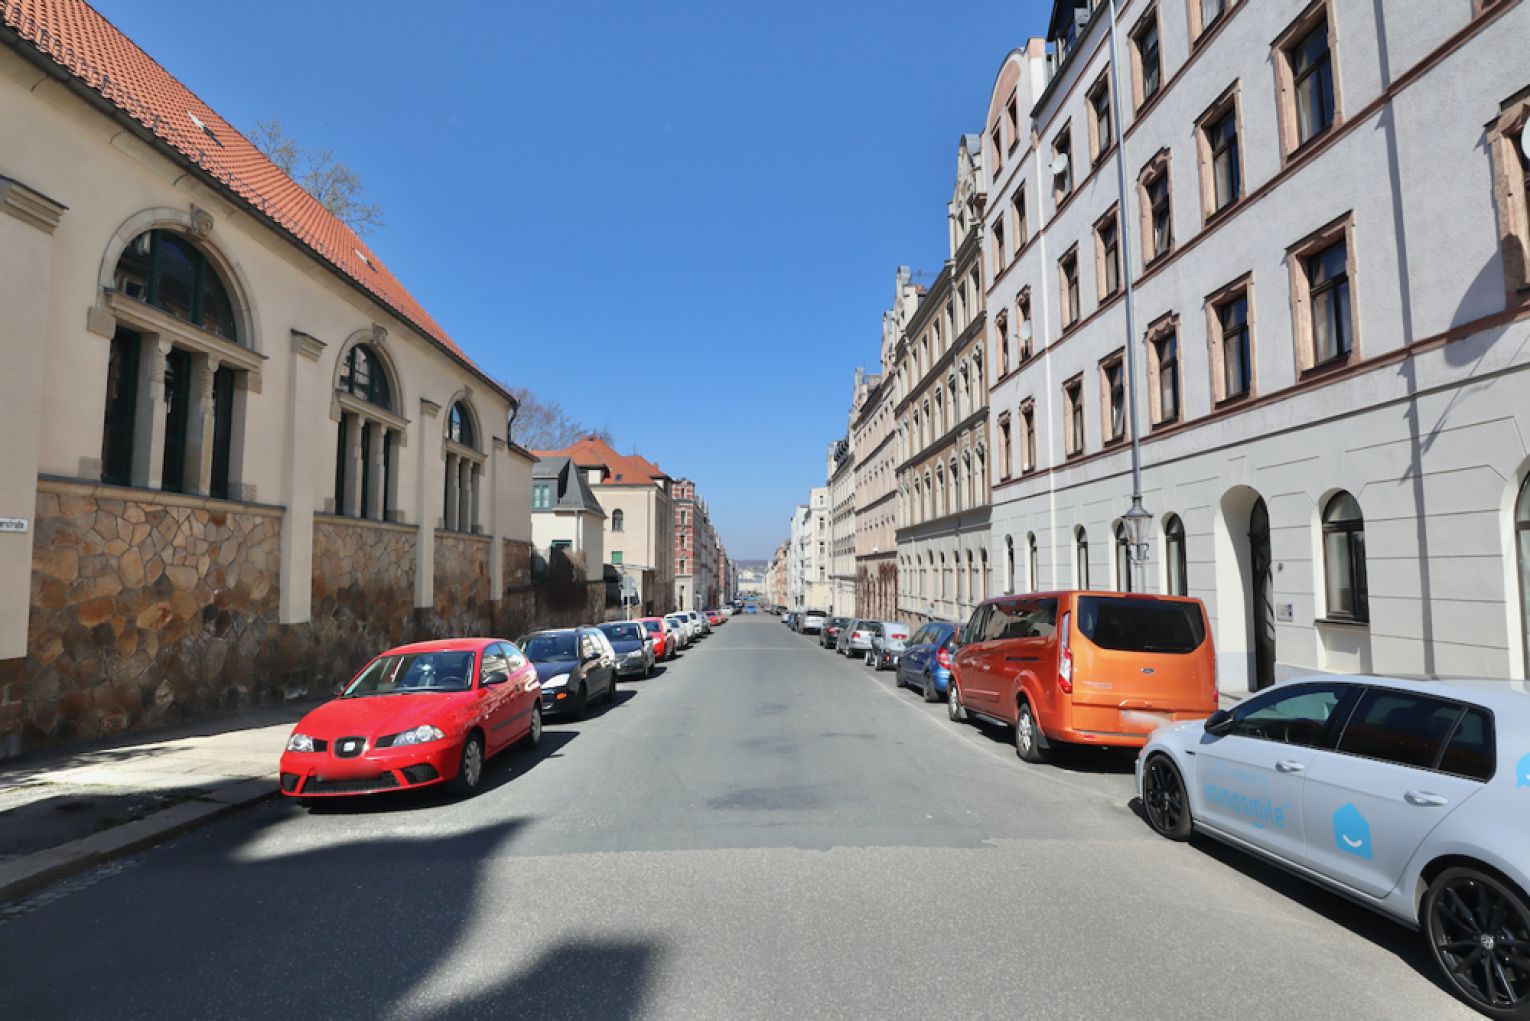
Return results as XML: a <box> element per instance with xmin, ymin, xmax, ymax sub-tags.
<box><xmin>0</xmin><ymin>700</ymin><xmax>315</xmax><ymax>904</ymax></box>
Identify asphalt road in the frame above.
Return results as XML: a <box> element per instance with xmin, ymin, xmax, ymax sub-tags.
<box><xmin>0</xmin><ymin>616</ymin><xmax>1476</xmax><ymax>1019</ymax></box>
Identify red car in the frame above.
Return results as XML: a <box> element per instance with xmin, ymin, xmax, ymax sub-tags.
<box><xmin>704</xmin><ymin>609</ymin><xmax>723</xmax><ymax>627</ymax></box>
<box><xmin>638</xmin><ymin>616</ymin><xmax>676</xmax><ymax>660</ymax></box>
<box><xmin>279</xmin><ymin>638</ymin><xmax>541</xmax><ymax>801</ymax></box>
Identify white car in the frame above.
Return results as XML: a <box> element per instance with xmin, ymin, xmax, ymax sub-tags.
<box><xmin>664</xmin><ymin>614</ymin><xmax>691</xmax><ymax>647</ymax></box>
<box><xmin>1137</xmin><ymin>675</ymin><xmax>1528</xmax><ymax>1018</ymax></box>
<box><xmin>687</xmin><ymin>610</ymin><xmax>710</xmax><ymax>636</ymax></box>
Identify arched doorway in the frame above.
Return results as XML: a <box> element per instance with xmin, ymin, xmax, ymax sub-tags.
<box><xmin>1249</xmin><ymin>498</ymin><xmax>1275</xmax><ymax>691</ymax></box>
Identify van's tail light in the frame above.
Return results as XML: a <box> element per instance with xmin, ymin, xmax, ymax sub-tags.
<box><xmin>1057</xmin><ymin>611</ymin><xmax>1074</xmax><ymax>694</ymax></box>
<box><xmin>936</xmin><ymin>645</ymin><xmax>953</xmax><ymax>670</ymax></box>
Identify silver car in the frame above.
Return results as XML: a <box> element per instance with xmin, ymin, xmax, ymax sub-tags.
<box><xmin>836</xmin><ymin>619</ymin><xmax>878</xmax><ymax>658</ymax></box>
<box><xmin>1136</xmin><ymin>675</ymin><xmax>1530</xmax><ymax>1017</ymax></box>
<box><xmin>865</xmin><ymin>622</ymin><xmax>911</xmax><ymax>671</ymax></box>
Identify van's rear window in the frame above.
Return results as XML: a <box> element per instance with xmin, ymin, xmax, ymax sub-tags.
<box><xmin>1076</xmin><ymin>597</ymin><xmax>1206</xmax><ymax>654</ymax></box>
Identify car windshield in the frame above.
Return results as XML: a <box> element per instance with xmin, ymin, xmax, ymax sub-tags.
<box><xmin>642</xmin><ymin>620</ymin><xmax>662</xmax><ymax>633</ymax></box>
<box><xmin>523</xmin><ymin>633</ymin><xmax>578</xmax><ymax>660</ymax></box>
<box><xmin>343</xmin><ymin>650</ymin><xmax>476</xmax><ymax>696</ymax></box>
<box><xmin>1076</xmin><ymin>597</ymin><xmax>1206</xmax><ymax>653</ymax></box>
<box><xmin>601</xmin><ymin>623</ymin><xmax>645</xmax><ymax>642</ymax></box>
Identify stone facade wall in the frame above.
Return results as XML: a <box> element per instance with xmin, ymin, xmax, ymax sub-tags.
<box><xmin>304</xmin><ymin>517</ymin><xmax>416</xmax><ymax>694</ymax></box>
<box><xmin>3</xmin><ymin>482</ymin><xmax>282</xmax><ymax>753</ymax></box>
<box><xmin>427</xmin><ymin>532</ymin><xmax>492</xmax><ymax>638</ymax></box>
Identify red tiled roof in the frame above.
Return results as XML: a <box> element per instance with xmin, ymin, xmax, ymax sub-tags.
<box><xmin>532</xmin><ymin>436</ymin><xmax>668</xmax><ymax>485</ymax></box>
<box><xmin>2</xmin><ymin>0</ymin><xmax>494</xmax><ymax>388</ymax></box>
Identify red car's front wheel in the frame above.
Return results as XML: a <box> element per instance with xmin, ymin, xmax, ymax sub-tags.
<box><xmin>450</xmin><ymin>733</ymin><xmax>485</xmax><ymax>797</ymax></box>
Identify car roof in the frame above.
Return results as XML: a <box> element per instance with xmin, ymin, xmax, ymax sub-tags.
<box><xmin>1277</xmin><ymin>674</ymin><xmax>1530</xmax><ymax>712</ymax></box>
<box><xmin>525</xmin><ymin>627</ymin><xmax>579</xmax><ymax>637</ymax></box>
<box><xmin>382</xmin><ymin>638</ymin><xmax>495</xmax><ymax>655</ymax></box>
<box><xmin>979</xmin><ymin>590</ymin><xmax>1203</xmax><ymax>606</ymax></box>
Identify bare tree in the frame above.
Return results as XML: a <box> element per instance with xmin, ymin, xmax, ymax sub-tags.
<box><xmin>506</xmin><ymin>385</ymin><xmax>614</xmax><ymax>450</ymax></box>
<box><xmin>248</xmin><ymin>118</ymin><xmax>383</xmax><ymax>236</ymax></box>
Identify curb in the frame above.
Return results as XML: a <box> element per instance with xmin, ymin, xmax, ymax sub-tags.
<box><xmin>0</xmin><ymin>777</ymin><xmax>276</xmax><ymax>905</ymax></box>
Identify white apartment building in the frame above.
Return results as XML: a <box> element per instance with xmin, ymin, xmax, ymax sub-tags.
<box><xmin>985</xmin><ymin>0</ymin><xmax>1530</xmax><ymax>694</ymax></box>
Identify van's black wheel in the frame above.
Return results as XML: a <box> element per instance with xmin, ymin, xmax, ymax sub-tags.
<box><xmin>1015</xmin><ymin>702</ymin><xmax>1048</xmax><ymax>763</ymax></box>
<box><xmin>1424</xmin><ymin>866</ymin><xmax>1530</xmax><ymax>1019</ymax></box>
<box><xmin>1142</xmin><ymin>754</ymin><xmax>1193</xmax><ymax>840</ymax></box>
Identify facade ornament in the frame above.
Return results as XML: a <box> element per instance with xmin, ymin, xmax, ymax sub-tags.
<box><xmin>189</xmin><ymin>204</ymin><xmax>214</xmax><ymax>238</ymax></box>
<box><xmin>371</xmin><ymin>323</ymin><xmax>388</xmax><ymax>346</ymax></box>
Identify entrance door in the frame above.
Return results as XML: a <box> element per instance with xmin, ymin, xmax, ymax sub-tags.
<box><xmin>1249</xmin><ymin>498</ymin><xmax>1275</xmax><ymax>691</ymax></box>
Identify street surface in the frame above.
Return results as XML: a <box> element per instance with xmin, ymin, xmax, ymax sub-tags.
<box><xmin>1</xmin><ymin>616</ymin><xmax>1474</xmax><ymax>1019</ymax></box>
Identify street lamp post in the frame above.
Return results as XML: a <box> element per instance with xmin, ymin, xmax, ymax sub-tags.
<box><xmin>1106</xmin><ymin>0</ymin><xmax>1152</xmax><ymax>592</ymax></box>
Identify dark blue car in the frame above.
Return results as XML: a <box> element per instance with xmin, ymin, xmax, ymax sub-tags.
<box><xmin>894</xmin><ymin>621</ymin><xmax>958</xmax><ymax>702</ymax></box>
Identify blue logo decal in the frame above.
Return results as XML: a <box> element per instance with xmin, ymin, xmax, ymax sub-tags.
<box><xmin>1333</xmin><ymin>803</ymin><xmax>1372</xmax><ymax>860</ymax></box>
<box><xmin>1516</xmin><ymin>752</ymin><xmax>1530</xmax><ymax>788</ymax></box>
<box><xmin>1203</xmin><ymin>784</ymin><xmax>1288</xmax><ymax>830</ymax></box>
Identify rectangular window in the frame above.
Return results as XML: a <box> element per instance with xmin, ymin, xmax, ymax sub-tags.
<box><xmin>532</xmin><ymin>482</ymin><xmax>552</xmax><ymax>509</ymax></box>
<box><xmin>1006</xmin><ymin>96</ymin><xmax>1019</xmax><ymax>147</ymax></box>
<box><xmin>993</xmin><ymin>217</ymin><xmax>1006</xmax><ymax>274</ymax></box>
<box><xmin>997</xmin><ymin>315</ymin><xmax>1010</xmax><ymax>376</ymax></box>
<box><xmin>1013</xmin><ymin>187</ymin><xmax>1028</xmax><ymax>248</ymax></box>
<box><xmin>999</xmin><ymin>415</ymin><xmax>1013</xmax><ymax>479</ymax></box>
<box><xmin>1220</xmin><ymin>295</ymin><xmax>1252</xmax><ymax>398</ymax></box>
<box><xmin>1147</xmin><ymin>325</ymin><xmax>1179</xmax><ymax>426</ymax></box>
<box><xmin>611</xmin><ymin>550</ymin><xmax>623</xmax><ymax>565</ymax></box>
<box><xmin>1021</xmin><ymin>401</ymin><xmax>1037</xmax><ymax>471</ymax></box>
<box><xmin>1089</xmin><ymin>73</ymin><xmax>1114</xmax><ymax>162</ymax></box>
<box><xmin>1131</xmin><ymin>13</ymin><xmax>1162</xmax><ymax>108</ymax></box>
<box><xmin>1053</xmin><ymin>126</ymin><xmax>1074</xmax><ymax>205</ymax></box>
<box><xmin>1191</xmin><ymin>0</ymin><xmax>1230</xmax><ymax>42</ymax></box>
<box><xmin>1064</xmin><ymin>378</ymin><xmax>1085</xmax><ymax>457</ymax></box>
<box><xmin>1017</xmin><ymin>290</ymin><xmax>1033</xmax><ymax>360</ymax></box>
<box><xmin>1100</xmin><ymin>353</ymin><xmax>1126</xmax><ymax>443</ymax></box>
<box><xmin>102</xmin><ymin>328</ymin><xmax>141</xmax><ymax>487</ymax></box>
<box><xmin>1139</xmin><ymin>155</ymin><xmax>1173</xmax><ymax>263</ymax></box>
<box><xmin>1096</xmin><ymin>211</ymin><xmax>1121</xmax><ymax>299</ymax></box>
<box><xmin>1276</xmin><ymin>5</ymin><xmax>1338</xmax><ymax>157</ymax></box>
<box><xmin>1307</xmin><ymin>239</ymin><xmax>1352</xmax><ymax>365</ymax></box>
<box><xmin>1208</xmin><ymin>108</ymin><xmax>1241</xmax><ymax>212</ymax></box>
<box><xmin>1060</xmin><ymin>248</ymin><xmax>1081</xmax><ymax>328</ymax></box>
<box><xmin>991</xmin><ymin>125</ymin><xmax>1004</xmax><ymax>174</ymax></box>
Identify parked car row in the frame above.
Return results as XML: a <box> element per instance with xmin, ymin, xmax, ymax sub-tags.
<box><xmin>278</xmin><ymin>607</ymin><xmax>734</xmax><ymax>806</ymax></box>
<box><xmin>861</xmin><ymin>588</ymin><xmax>1528</xmax><ymax>1020</ymax></box>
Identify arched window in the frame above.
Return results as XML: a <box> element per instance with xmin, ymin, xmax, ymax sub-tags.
<box><xmin>1322</xmin><ymin>491</ymin><xmax>1369</xmax><ymax>622</ymax></box>
<box><xmin>103</xmin><ymin>230</ymin><xmax>245</xmax><ymax>498</ymax></box>
<box><xmin>1114</xmin><ymin>521</ymin><xmax>1134</xmax><ymax>593</ymax></box>
<box><xmin>1075</xmin><ymin>526</ymin><xmax>1090</xmax><ymax>589</ymax></box>
<box><xmin>447</xmin><ymin>402</ymin><xmax>475</xmax><ymax>447</ymax></box>
<box><xmin>333</xmin><ymin>343</ymin><xmax>400</xmax><ymax>522</ymax></box>
<box><xmin>441</xmin><ymin>399</ymin><xmax>484</xmax><ymax>533</ymax></box>
<box><xmin>1516</xmin><ymin>479</ymin><xmax>1530</xmax><ymax>675</ymax></box>
<box><xmin>612</xmin><ymin>509</ymin><xmax>625</xmax><ymax>532</ymax></box>
<box><xmin>1164</xmin><ymin>514</ymin><xmax>1188</xmax><ymax>596</ymax></box>
<box><xmin>114</xmin><ymin>229</ymin><xmax>239</xmax><ymax>341</ymax></box>
<box><xmin>1005</xmin><ymin>535</ymin><xmax>1016</xmax><ymax>594</ymax></box>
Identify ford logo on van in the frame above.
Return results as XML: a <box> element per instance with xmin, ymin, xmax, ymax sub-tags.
<box><xmin>1141</xmin><ymin>667</ymin><xmax>1155</xmax><ymax>674</ymax></box>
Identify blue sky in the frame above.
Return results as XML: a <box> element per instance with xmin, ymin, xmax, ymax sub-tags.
<box><xmin>95</xmin><ymin>0</ymin><xmax>1048</xmax><ymax>559</ymax></box>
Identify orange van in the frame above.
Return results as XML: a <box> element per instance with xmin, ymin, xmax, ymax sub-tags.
<box><xmin>949</xmin><ymin>591</ymin><xmax>1216</xmax><ymax>763</ymax></box>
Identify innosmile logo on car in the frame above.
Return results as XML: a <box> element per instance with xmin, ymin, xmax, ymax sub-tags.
<box><xmin>1516</xmin><ymin>751</ymin><xmax>1530</xmax><ymax>788</ymax></box>
<box><xmin>1333</xmin><ymin>803</ymin><xmax>1373</xmax><ymax>860</ymax></box>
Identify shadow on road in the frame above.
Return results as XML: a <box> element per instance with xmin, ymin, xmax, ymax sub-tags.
<box><xmin>961</xmin><ymin>716</ymin><xmax>1137</xmax><ymax>775</ymax></box>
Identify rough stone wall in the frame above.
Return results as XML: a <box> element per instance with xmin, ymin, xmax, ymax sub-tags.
<box><xmin>427</xmin><ymin>533</ymin><xmax>492</xmax><ymax>638</ymax></box>
<box><xmin>7</xmin><ymin>484</ymin><xmax>282</xmax><ymax>751</ymax></box>
<box><xmin>304</xmin><ymin>518</ymin><xmax>416</xmax><ymax>694</ymax></box>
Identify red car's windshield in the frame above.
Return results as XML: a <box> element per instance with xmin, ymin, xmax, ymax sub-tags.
<box><xmin>343</xmin><ymin>651</ymin><xmax>476</xmax><ymax>696</ymax></box>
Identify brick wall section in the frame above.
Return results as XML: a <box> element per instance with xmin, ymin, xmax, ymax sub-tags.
<box><xmin>6</xmin><ymin>481</ymin><xmax>283</xmax><ymax>754</ymax></box>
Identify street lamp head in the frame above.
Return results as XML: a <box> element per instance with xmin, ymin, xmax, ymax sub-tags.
<box><xmin>1122</xmin><ymin>500</ymin><xmax>1153</xmax><ymax>551</ymax></box>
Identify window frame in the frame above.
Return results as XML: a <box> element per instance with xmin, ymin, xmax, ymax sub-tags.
<box><xmin>1017</xmin><ymin>288</ymin><xmax>1034</xmax><ymax>360</ymax></box>
<box><xmin>1334</xmin><ymin>687</ymin><xmax>1493</xmax><ymax>779</ymax></box>
<box><xmin>1288</xmin><ymin>214</ymin><xmax>1358</xmax><ymax>374</ymax></box>
<box><xmin>1013</xmin><ymin>185</ymin><xmax>1029</xmax><ymax>250</ymax></box>
<box><xmin>1188</xmin><ymin>0</ymin><xmax>1232</xmax><ymax>46</ymax></box>
<box><xmin>1273</xmin><ymin>1</ymin><xmax>1342</xmax><ymax>162</ymax></box>
<box><xmin>1137</xmin><ymin>149</ymin><xmax>1174</xmax><ymax>266</ymax></box>
<box><xmin>1163</xmin><ymin>513</ymin><xmax>1188</xmax><ymax>596</ymax></box>
<box><xmin>1099</xmin><ymin>350</ymin><xmax>1128</xmax><ymax>446</ymax></box>
<box><xmin>1064</xmin><ymin>374</ymin><xmax>1086</xmax><ymax>458</ymax></box>
<box><xmin>1020</xmin><ymin>398</ymin><xmax>1038</xmax><ymax>473</ymax></box>
<box><xmin>1195</xmin><ymin>82</ymin><xmax>1245</xmax><ymax>225</ymax></box>
<box><xmin>1144</xmin><ymin>312</ymin><xmax>1180</xmax><ymax>428</ymax></box>
<box><xmin>1087</xmin><ymin>70</ymin><xmax>1115</xmax><ymax>165</ymax></box>
<box><xmin>1052</xmin><ymin>124</ymin><xmax>1075</xmax><ymax>207</ymax></box>
<box><xmin>1129</xmin><ymin>5</ymin><xmax>1163</xmax><ymax>111</ymax></box>
<box><xmin>1321</xmin><ymin>490</ymin><xmax>1369</xmax><ymax>624</ymax></box>
<box><xmin>1205</xmin><ymin>272</ymin><xmax>1255</xmax><ymax>404</ymax></box>
<box><xmin>1488</xmin><ymin>92</ymin><xmax>1530</xmax><ymax>308</ymax></box>
<box><xmin>1095</xmin><ymin>206</ymin><xmax>1122</xmax><ymax>301</ymax></box>
<box><xmin>1059</xmin><ymin>246</ymin><xmax>1082</xmax><ymax>331</ymax></box>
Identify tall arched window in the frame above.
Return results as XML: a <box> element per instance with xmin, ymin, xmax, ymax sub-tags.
<box><xmin>1322</xmin><ymin>491</ymin><xmax>1369</xmax><ymax>622</ymax></box>
<box><xmin>1005</xmin><ymin>535</ymin><xmax>1016</xmax><ymax>593</ymax></box>
<box><xmin>612</xmin><ymin>509</ymin><xmax>625</xmax><ymax>532</ymax></box>
<box><xmin>1114</xmin><ymin>521</ymin><xmax>1133</xmax><ymax>593</ymax></box>
<box><xmin>1516</xmin><ymin>479</ymin><xmax>1530</xmax><ymax>675</ymax></box>
<box><xmin>333</xmin><ymin>343</ymin><xmax>400</xmax><ymax>522</ymax></box>
<box><xmin>441</xmin><ymin>399</ymin><xmax>483</xmax><ymax>533</ymax></box>
<box><xmin>1164</xmin><ymin>514</ymin><xmax>1188</xmax><ymax>596</ymax></box>
<box><xmin>104</xmin><ymin>229</ymin><xmax>246</xmax><ymax>497</ymax></box>
<box><xmin>1028</xmin><ymin>533</ymin><xmax>1039</xmax><ymax>592</ymax></box>
<box><xmin>1075</xmin><ymin>526</ymin><xmax>1090</xmax><ymax>589</ymax></box>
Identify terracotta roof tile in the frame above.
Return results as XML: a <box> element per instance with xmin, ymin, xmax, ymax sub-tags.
<box><xmin>532</xmin><ymin>436</ymin><xmax>667</xmax><ymax>485</ymax></box>
<box><xmin>2</xmin><ymin>0</ymin><xmax>494</xmax><ymax>388</ymax></box>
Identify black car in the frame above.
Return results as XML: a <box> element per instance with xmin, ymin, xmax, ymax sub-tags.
<box><xmin>518</xmin><ymin>627</ymin><xmax>615</xmax><ymax>719</ymax></box>
<box><xmin>820</xmin><ymin>616</ymin><xmax>850</xmax><ymax>649</ymax></box>
<box><xmin>597</xmin><ymin>620</ymin><xmax>654</xmax><ymax>678</ymax></box>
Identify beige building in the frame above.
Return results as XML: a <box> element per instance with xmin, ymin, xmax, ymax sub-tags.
<box><xmin>0</xmin><ymin>3</ymin><xmax>544</xmax><ymax>755</ymax></box>
<box><xmin>852</xmin><ymin>287</ymin><xmax>904</xmax><ymax>620</ymax></box>
<box><xmin>894</xmin><ymin>138</ymin><xmax>993</xmax><ymax>628</ymax></box>
<box><xmin>827</xmin><ymin>437</ymin><xmax>857</xmax><ymax>616</ymax></box>
<box><xmin>986</xmin><ymin>0</ymin><xmax>1530</xmax><ymax>692</ymax></box>
<box><xmin>534</xmin><ymin>436</ymin><xmax>673</xmax><ymax>616</ymax></box>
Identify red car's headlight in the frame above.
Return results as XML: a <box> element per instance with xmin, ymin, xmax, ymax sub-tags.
<box><xmin>376</xmin><ymin>724</ymin><xmax>446</xmax><ymax>748</ymax></box>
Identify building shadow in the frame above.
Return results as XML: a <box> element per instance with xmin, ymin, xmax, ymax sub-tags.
<box><xmin>961</xmin><ymin>716</ymin><xmax>1136</xmax><ymax>775</ymax></box>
